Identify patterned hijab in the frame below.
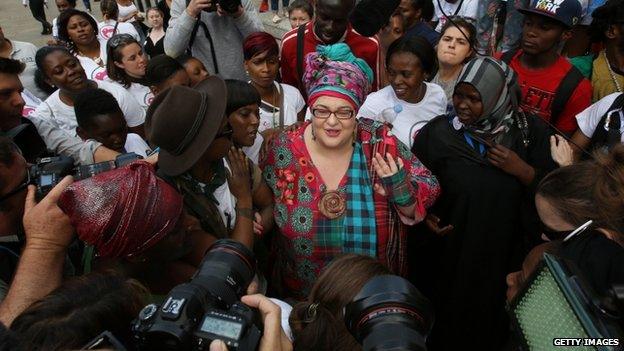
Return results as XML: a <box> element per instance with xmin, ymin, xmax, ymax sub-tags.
<box><xmin>455</xmin><ymin>57</ymin><xmax>520</xmax><ymax>144</ymax></box>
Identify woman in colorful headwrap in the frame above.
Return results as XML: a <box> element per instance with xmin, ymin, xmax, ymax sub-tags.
<box><xmin>410</xmin><ymin>57</ymin><xmax>557</xmax><ymax>350</ymax></box>
<box><xmin>261</xmin><ymin>43</ymin><xmax>440</xmax><ymax>300</ymax></box>
<box><xmin>58</xmin><ymin>161</ymin><xmax>216</xmax><ymax>294</ymax></box>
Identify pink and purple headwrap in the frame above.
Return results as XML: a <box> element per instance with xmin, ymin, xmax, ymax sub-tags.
<box><xmin>303</xmin><ymin>43</ymin><xmax>373</xmax><ymax>109</ymax></box>
<box><xmin>58</xmin><ymin>161</ymin><xmax>183</xmax><ymax>258</ymax></box>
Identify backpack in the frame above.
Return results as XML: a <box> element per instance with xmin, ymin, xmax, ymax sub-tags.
<box><xmin>501</xmin><ymin>49</ymin><xmax>584</xmax><ymax>130</ymax></box>
<box><xmin>587</xmin><ymin>93</ymin><xmax>624</xmax><ymax>156</ymax></box>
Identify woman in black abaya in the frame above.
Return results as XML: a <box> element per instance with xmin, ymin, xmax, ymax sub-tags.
<box><xmin>411</xmin><ymin>57</ymin><xmax>557</xmax><ymax>350</ymax></box>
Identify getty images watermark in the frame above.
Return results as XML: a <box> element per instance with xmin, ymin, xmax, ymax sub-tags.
<box><xmin>553</xmin><ymin>338</ymin><xmax>621</xmax><ymax>347</ymax></box>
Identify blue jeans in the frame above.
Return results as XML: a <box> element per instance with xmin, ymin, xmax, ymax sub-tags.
<box><xmin>271</xmin><ymin>0</ymin><xmax>289</xmax><ymax>11</ymax></box>
<box><xmin>82</xmin><ymin>0</ymin><xmax>91</xmax><ymax>11</ymax></box>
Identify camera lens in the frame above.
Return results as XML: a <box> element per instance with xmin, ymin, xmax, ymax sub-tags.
<box><xmin>344</xmin><ymin>275</ymin><xmax>434</xmax><ymax>351</ymax></box>
<box><xmin>195</xmin><ymin>239</ymin><xmax>256</xmax><ymax>308</ymax></box>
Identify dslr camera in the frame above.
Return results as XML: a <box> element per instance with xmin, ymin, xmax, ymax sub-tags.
<box><xmin>345</xmin><ymin>275</ymin><xmax>435</xmax><ymax>351</ymax></box>
<box><xmin>133</xmin><ymin>239</ymin><xmax>261</xmax><ymax>351</ymax></box>
<box><xmin>190</xmin><ymin>0</ymin><xmax>241</xmax><ymax>14</ymax></box>
<box><xmin>29</xmin><ymin>153</ymin><xmax>142</xmax><ymax>199</ymax></box>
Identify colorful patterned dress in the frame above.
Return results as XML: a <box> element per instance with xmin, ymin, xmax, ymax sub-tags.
<box><xmin>261</xmin><ymin>118</ymin><xmax>440</xmax><ymax>298</ymax></box>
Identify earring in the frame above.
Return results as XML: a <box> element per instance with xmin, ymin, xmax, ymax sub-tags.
<box><xmin>311</xmin><ymin>125</ymin><xmax>317</xmax><ymax>141</ymax></box>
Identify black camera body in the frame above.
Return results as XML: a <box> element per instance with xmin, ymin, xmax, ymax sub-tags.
<box><xmin>198</xmin><ymin>0</ymin><xmax>241</xmax><ymax>13</ymax></box>
<box><xmin>132</xmin><ymin>239</ymin><xmax>260</xmax><ymax>351</ymax></box>
<box><xmin>29</xmin><ymin>153</ymin><xmax>142</xmax><ymax>199</ymax></box>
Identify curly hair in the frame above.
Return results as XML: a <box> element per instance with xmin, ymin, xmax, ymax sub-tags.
<box><xmin>57</xmin><ymin>9</ymin><xmax>99</xmax><ymax>54</ymax></box>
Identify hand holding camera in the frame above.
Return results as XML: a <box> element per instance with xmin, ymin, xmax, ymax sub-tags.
<box><xmin>240</xmin><ymin>294</ymin><xmax>292</xmax><ymax>351</ymax></box>
<box><xmin>209</xmin><ymin>295</ymin><xmax>292</xmax><ymax>351</ymax></box>
<box><xmin>23</xmin><ymin>176</ymin><xmax>75</xmax><ymax>252</ymax></box>
<box><xmin>186</xmin><ymin>0</ymin><xmax>214</xmax><ymax>18</ymax></box>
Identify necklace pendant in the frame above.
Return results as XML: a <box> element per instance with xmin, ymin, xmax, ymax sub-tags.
<box><xmin>319</xmin><ymin>190</ymin><xmax>346</xmax><ymax>219</ymax></box>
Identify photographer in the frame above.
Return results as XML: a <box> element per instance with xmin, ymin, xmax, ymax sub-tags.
<box><xmin>289</xmin><ymin>254</ymin><xmax>391</xmax><ymax>351</ymax></box>
<box><xmin>0</xmin><ymin>175</ymin><xmax>74</xmax><ymax>327</ymax></box>
<box><xmin>0</xmin><ymin>138</ymin><xmax>30</xmax><ymax>302</ymax></box>
<box><xmin>164</xmin><ymin>0</ymin><xmax>264</xmax><ymax>81</ymax></box>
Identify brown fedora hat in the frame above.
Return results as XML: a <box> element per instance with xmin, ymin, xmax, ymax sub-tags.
<box><xmin>145</xmin><ymin>76</ymin><xmax>227</xmax><ymax>176</ymax></box>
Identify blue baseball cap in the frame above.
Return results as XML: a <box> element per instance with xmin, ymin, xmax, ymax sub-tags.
<box><xmin>518</xmin><ymin>0</ymin><xmax>582</xmax><ymax>28</ymax></box>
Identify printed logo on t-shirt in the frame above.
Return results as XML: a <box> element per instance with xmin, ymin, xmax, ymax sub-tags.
<box><xmin>22</xmin><ymin>105</ymin><xmax>36</xmax><ymax>118</ymax></box>
<box><xmin>91</xmin><ymin>67</ymin><xmax>109</xmax><ymax>81</ymax></box>
<box><xmin>145</xmin><ymin>91</ymin><xmax>154</xmax><ymax>106</ymax></box>
<box><xmin>519</xmin><ymin>84</ymin><xmax>555</xmax><ymax>120</ymax></box>
<box><xmin>100</xmin><ymin>25</ymin><xmax>115</xmax><ymax>40</ymax></box>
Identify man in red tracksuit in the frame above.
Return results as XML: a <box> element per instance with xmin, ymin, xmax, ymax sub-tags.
<box><xmin>280</xmin><ymin>0</ymin><xmax>381</xmax><ymax>98</ymax></box>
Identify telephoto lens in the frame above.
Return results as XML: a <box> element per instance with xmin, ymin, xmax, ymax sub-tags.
<box><xmin>344</xmin><ymin>275</ymin><xmax>434</xmax><ymax>351</ymax></box>
<box><xmin>133</xmin><ymin>239</ymin><xmax>257</xmax><ymax>350</ymax></box>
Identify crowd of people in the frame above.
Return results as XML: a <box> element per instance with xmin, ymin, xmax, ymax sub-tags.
<box><xmin>2</xmin><ymin>0</ymin><xmax>624</xmax><ymax>349</ymax></box>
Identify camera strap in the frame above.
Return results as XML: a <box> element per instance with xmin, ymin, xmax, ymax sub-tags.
<box><xmin>1</xmin><ymin>124</ymin><xmax>29</xmax><ymax>139</ymax></box>
<box><xmin>188</xmin><ymin>16</ymin><xmax>220</xmax><ymax>74</ymax></box>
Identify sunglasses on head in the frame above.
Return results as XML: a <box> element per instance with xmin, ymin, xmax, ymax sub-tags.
<box><xmin>107</xmin><ymin>34</ymin><xmax>136</xmax><ymax>50</ymax></box>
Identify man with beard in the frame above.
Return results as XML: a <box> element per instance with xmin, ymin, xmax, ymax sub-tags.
<box><xmin>498</xmin><ymin>0</ymin><xmax>591</xmax><ymax>136</ymax></box>
<box><xmin>280</xmin><ymin>0</ymin><xmax>381</xmax><ymax>98</ymax></box>
<box><xmin>0</xmin><ymin>137</ymin><xmax>30</xmax><ymax>302</ymax></box>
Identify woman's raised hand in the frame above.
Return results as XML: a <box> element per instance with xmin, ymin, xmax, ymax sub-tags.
<box><xmin>372</xmin><ymin>152</ymin><xmax>404</xmax><ymax>196</ymax></box>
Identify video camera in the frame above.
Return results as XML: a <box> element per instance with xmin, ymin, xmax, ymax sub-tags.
<box><xmin>133</xmin><ymin>239</ymin><xmax>260</xmax><ymax>351</ymax></box>
<box><xmin>29</xmin><ymin>153</ymin><xmax>142</xmax><ymax>199</ymax></box>
<box><xmin>345</xmin><ymin>275</ymin><xmax>435</xmax><ymax>351</ymax></box>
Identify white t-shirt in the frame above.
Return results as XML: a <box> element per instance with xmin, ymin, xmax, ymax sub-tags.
<box><xmin>10</xmin><ymin>40</ymin><xmax>48</xmax><ymax>100</ymax></box>
<box><xmin>576</xmin><ymin>92</ymin><xmax>624</xmax><ymax>141</ymax></box>
<box><xmin>98</xmin><ymin>20</ymin><xmax>141</xmax><ymax>42</ymax></box>
<box><xmin>118</xmin><ymin>2</ymin><xmax>139</xmax><ymax>22</ymax></box>
<box><xmin>243</xmin><ymin>133</ymin><xmax>263</xmax><ymax>164</ymax></box>
<box><xmin>433</xmin><ymin>0</ymin><xmax>478</xmax><ymax>32</ymax></box>
<box><xmin>34</xmin><ymin>80</ymin><xmax>146</xmax><ymax>136</ymax></box>
<box><xmin>358</xmin><ymin>83</ymin><xmax>447</xmax><ymax>148</ymax></box>
<box><xmin>52</xmin><ymin>17</ymin><xmax>59</xmax><ymax>38</ymax></box>
<box><xmin>76</xmin><ymin>38</ymin><xmax>109</xmax><ymax>82</ymax></box>
<box><xmin>124</xmin><ymin>132</ymin><xmax>151</xmax><ymax>157</ymax></box>
<box><xmin>258</xmin><ymin>82</ymin><xmax>305</xmax><ymax>133</ymax></box>
<box><xmin>21</xmin><ymin>89</ymin><xmax>42</xmax><ymax>118</ymax></box>
<box><xmin>126</xmin><ymin>82</ymin><xmax>154</xmax><ymax>112</ymax></box>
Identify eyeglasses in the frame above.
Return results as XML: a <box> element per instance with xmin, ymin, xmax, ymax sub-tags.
<box><xmin>215</xmin><ymin>124</ymin><xmax>234</xmax><ymax>140</ymax></box>
<box><xmin>0</xmin><ymin>169</ymin><xmax>30</xmax><ymax>204</ymax></box>
<box><xmin>311</xmin><ymin>108</ymin><xmax>355</xmax><ymax>120</ymax></box>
